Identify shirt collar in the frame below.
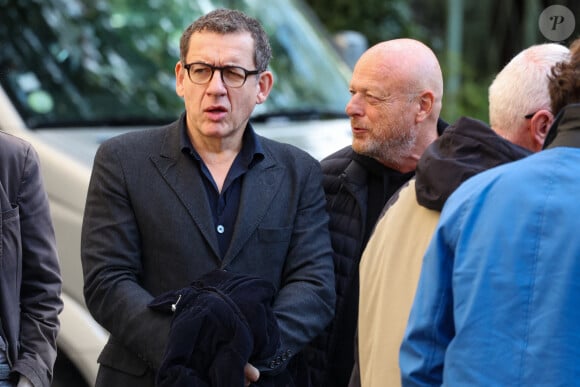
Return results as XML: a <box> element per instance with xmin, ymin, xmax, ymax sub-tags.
<box><xmin>179</xmin><ymin>114</ymin><xmax>265</xmax><ymax>167</ymax></box>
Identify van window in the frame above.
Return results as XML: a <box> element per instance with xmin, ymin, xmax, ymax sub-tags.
<box><xmin>1</xmin><ymin>0</ymin><xmax>351</xmax><ymax>128</ymax></box>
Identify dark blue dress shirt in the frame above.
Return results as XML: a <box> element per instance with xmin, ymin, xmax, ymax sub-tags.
<box><xmin>180</xmin><ymin>121</ymin><xmax>264</xmax><ymax>257</ymax></box>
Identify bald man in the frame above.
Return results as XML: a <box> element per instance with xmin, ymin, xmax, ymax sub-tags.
<box><xmin>357</xmin><ymin>42</ymin><xmax>569</xmax><ymax>387</ymax></box>
<box><xmin>304</xmin><ymin>39</ymin><xmax>446</xmax><ymax>387</ymax></box>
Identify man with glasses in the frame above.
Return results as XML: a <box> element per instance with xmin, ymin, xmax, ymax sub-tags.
<box><xmin>81</xmin><ymin>9</ymin><xmax>335</xmax><ymax>387</ymax></box>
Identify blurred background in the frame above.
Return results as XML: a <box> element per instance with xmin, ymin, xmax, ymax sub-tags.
<box><xmin>1</xmin><ymin>1</ymin><xmax>579</xmax><ymax>386</ymax></box>
<box><xmin>306</xmin><ymin>0</ymin><xmax>580</xmax><ymax>123</ymax></box>
<box><xmin>4</xmin><ymin>0</ymin><xmax>579</xmax><ymax>128</ymax></box>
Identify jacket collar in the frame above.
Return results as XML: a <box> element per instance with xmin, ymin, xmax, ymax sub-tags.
<box><xmin>415</xmin><ymin>116</ymin><xmax>531</xmax><ymax>211</ymax></box>
<box><xmin>151</xmin><ymin>117</ymin><xmax>280</xmax><ymax>266</ymax></box>
<box><xmin>544</xmin><ymin>103</ymin><xmax>580</xmax><ymax>150</ymax></box>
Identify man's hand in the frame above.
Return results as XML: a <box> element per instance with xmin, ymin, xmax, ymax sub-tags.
<box><xmin>244</xmin><ymin>363</ymin><xmax>260</xmax><ymax>386</ymax></box>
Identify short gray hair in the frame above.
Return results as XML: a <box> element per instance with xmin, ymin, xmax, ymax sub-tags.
<box><xmin>488</xmin><ymin>43</ymin><xmax>570</xmax><ymax>132</ymax></box>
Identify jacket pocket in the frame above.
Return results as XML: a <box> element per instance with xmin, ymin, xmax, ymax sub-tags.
<box><xmin>1</xmin><ymin>206</ymin><xmax>22</xmax><ymax>294</ymax></box>
<box><xmin>97</xmin><ymin>336</ymin><xmax>149</xmax><ymax>376</ymax></box>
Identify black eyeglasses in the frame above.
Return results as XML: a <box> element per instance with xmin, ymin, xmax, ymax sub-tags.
<box><xmin>524</xmin><ymin>112</ymin><xmax>537</xmax><ymax>119</ymax></box>
<box><xmin>183</xmin><ymin>62</ymin><xmax>261</xmax><ymax>88</ymax></box>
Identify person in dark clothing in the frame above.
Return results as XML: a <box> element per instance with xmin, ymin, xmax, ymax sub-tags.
<box><xmin>149</xmin><ymin>270</ymin><xmax>286</xmax><ymax>387</ymax></box>
<box><xmin>303</xmin><ymin>38</ymin><xmax>445</xmax><ymax>387</ymax></box>
<box><xmin>355</xmin><ymin>42</ymin><xmax>569</xmax><ymax>387</ymax></box>
<box><xmin>81</xmin><ymin>9</ymin><xmax>335</xmax><ymax>387</ymax></box>
<box><xmin>0</xmin><ymin>132</ymin><xmax>63</xmax><ymax>387</ymax></box>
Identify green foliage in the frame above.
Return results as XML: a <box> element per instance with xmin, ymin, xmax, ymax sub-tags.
<box><xmin>441</xmin><ymin>62</ymin><xmax>492</xmax><ymax>125</ymax></box>
<box><xmin>305</xmin><ymin>0</ymin><xmax>427</xmax><ymax>45</ymax></box>
<box><xmin>305</xmin><ymin>0</ymin><xmax>580</xmax><ymax>124</ymax></box>
<box><xmin>304</xmin><ymin>0</ymin><xmax>482</xmax><ymax>122</ymax></box>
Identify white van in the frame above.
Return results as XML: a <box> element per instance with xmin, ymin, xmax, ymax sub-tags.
<box><xmin>1</xmin><ymin>0</ymin><xmax>354</xmax><ymax>385</ymax></box>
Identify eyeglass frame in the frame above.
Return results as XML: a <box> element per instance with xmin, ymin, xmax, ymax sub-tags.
<box><xmin>524</xmin><ymin>109</ymin><xmax>552</xmax><ymax>119</ymax></box>
<box><xmin>182</xmin><ymin>62</ymin><xmax>262</xmax><ymax>88</ymax></box>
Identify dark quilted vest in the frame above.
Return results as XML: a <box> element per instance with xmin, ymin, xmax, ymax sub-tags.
<box><xmin>304</xmin><ymin>146</ymin><xmax>369</xmax><ymax>387</ymax></box>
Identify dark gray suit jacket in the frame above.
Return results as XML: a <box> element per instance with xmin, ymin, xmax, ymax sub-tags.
<box><xmin>0</xmin><ymin>132</ymin><xmax>62</xmax><ymax>387</ymax></box>
<box><xmin>81</xmin><ymin>119</ymin><xmax>335</xmax><ymax>385</ymax></box>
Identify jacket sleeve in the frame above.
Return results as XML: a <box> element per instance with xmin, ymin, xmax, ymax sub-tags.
<box><xmin>263</xmin><ymin>158</ymin><xmax>336</xmax><ymax>373</ymax></box>
<box><xmin>13</xmin><ymin>144</ymin><xmax>63</xmax><ymax>387</ymax></box>
<box><xmin>81</xmin><ymin>140</ymin><xmax>171</xmax><ymax>370</ymax></box>
<box><xmin>399</xmin><ymin>202</ymin><xmax>461</xmax><ymax>387</ymax></box>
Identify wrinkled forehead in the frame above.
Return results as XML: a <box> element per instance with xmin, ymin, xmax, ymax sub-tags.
<box><xmin>351</xmin><ymin>57</ymin><xmax>408</xmax><ymax>93</ymax></box>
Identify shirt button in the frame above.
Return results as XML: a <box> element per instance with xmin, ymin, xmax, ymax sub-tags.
<box><xmin>217</xmin><ymin>225</ymin><xmax>225</xmax><ymax>234</ymax></box>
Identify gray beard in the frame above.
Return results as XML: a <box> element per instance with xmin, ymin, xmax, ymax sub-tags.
<box><xmin>357</xmin><ymin>129</ymin><xmax>418</xmax><ymax>167</ymax></box>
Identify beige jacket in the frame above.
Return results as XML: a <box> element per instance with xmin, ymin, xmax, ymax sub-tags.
<box><xmin>357</xmin><ymin>180</ymin><xmax>440</xmax><ymax>387</ymax></box>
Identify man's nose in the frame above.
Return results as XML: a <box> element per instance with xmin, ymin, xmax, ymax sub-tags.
<box><xmin>345</xmin><ymin>94</ymin><xmax>363</xmax><ymax>117</ymax></box>
<box><xmin>206</xmin><ymin>69</ymin><xmax>227</xmax><ymax>93</ymax></box>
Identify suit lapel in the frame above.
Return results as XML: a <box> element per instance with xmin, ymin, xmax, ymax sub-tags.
<box><xmin>150</xmin><ymin>125</ymin><xmax>221</xmax><ymax>260</ymax></box>
<box><xmin>149</xmin><ymin>124</ymin><xmax>285</xmax><ymax>266</ymax></box>
<box><xmin>222</xmin><ymin>156</ymin><xmax>284</xmax><ymax>266</ymax></box>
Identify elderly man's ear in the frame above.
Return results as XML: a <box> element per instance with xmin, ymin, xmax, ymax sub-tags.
<box><xmin>531</xmin><ymin>109</ymin><xmax>554</xmax><ymax>151</ymax></box>
<box><xmin>415</xmin><ymin>91</ymin><xmax>435</xmax><ymax>123</ymax></box>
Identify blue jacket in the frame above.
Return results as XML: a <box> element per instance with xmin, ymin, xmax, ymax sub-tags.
<box><xmin>400</xmin><ymin>104</ymin><xmax>580</xmax><ymax>386</ymax></box>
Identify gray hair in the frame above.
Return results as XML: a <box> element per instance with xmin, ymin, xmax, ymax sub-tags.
<box><xmin>489</xmin><ymin>43</ymin><xmax>570</xmax><ymax>132</ymax></box>
<box><xmin>179</xmin><ymin>9</ymin><xmax>272</xmax><ymax>72</ymax></box>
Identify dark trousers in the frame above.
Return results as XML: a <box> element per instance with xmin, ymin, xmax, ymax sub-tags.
<box><xmin>95</xmin><ymin>364</ymin><xmax>156</xmax><ymax>387</ymax></box>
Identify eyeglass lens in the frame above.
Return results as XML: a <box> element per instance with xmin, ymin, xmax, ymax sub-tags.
<box><xmin>186</xmin><ymin>63</ymin><xmax>254</xmax><ymax>87</ymax></box>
